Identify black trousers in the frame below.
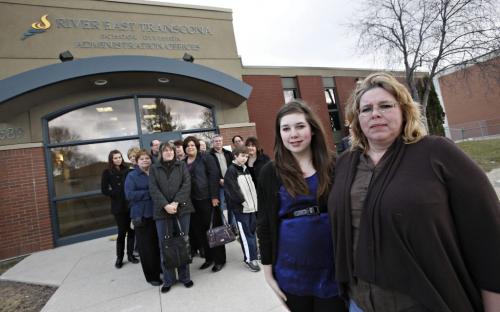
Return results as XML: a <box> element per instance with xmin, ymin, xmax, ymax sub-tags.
<box><xmin>113</xmin><ymin>213</ymin><xmax>135</xmax><ymax>258</ymax></box>
<box><xmin>135</xmin><ymin>217</ymin><xmax>162</xmax><ymax>283</ymax></box>
<box><xmin>284</xmin><ymin>292</ymin><xmax>347</xmax><ymax>312</ymax></box>
<box><xmin>192</xmin><ymin>199</ymin><xmax>226</xmax><ymax>265</ymax></box>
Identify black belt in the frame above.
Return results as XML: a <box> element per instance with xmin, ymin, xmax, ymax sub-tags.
<box><xmin>283</xmin><ymin>205</ymin><xmax>323</xmax><ymax>219</ymax></box>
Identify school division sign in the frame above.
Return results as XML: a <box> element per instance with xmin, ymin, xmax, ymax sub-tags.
<box><xmin>22</xmin><ymin>15</ymin><xmax>214</xmax><ymax>52</ymax></box>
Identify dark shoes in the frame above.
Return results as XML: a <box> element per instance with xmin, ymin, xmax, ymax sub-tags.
<box><xmin>128</xmin><ymin>255</ymin><xmax>140</xmax><ymax>264</ymax></box>
<box><xmin>212</xmin><ymin>263</ymin><xmax>224</xmax><ymax>272</ymax></box>
<box><xmin>161</xmin><ymin>281</ymin><xmax>193</xmax><ymax>294</ymax></box>
<box><xmin>115</xmin><ymin>257</ymin><xmax>123</xmax><ymax>269</ymax></box>
<box><xmin>199</xmin><ymin>261</ymin><xmax>213</xmax><ymax>270</ymax></box>
<box><xmin>150</xmin><ymin>280</ymin><xmax>163</xmax><ymax>286</ymax></box>
<box><xmin>115</xmin><ymin>255</ymin><xmax>139</xmax><ymax>268</ymax></box>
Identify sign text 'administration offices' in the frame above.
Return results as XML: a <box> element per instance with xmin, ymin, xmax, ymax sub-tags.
<box><xmin>37</xmin><ymin>15</ymin><xmax>213</xmax><ymax>51</ymax></box>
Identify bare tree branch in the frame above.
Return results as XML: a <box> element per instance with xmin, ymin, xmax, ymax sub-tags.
<box><xmin>350</xmin><ymin>0</ymin><xmax>500</xmax><ymax>128</ymax></box>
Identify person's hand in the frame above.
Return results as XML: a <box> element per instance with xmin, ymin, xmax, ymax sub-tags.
<box><xmin>164</xmin><ymin>202</ymin><xmax>178</xmax><ymax>214</ymax></box>
<box><xmin>219</xmin><ymin>178</ymin><xmax>224</xmax><ymax>186</ymax></box>
<box><xmin>262</xmin><ymin>265</ymin><xmax>288</xmax><ymax>309</ymax></box>
<box><xmin>211</xmin><ymin>198</ymin><xmax>220</xmax><ymax>207</ymax></box>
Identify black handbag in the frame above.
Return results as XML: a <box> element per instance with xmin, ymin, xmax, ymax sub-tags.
<box><xmin>163</xmin><ymin>217</ymin><xmax>192</xmax><ymax>269</ymax></box>
<box><xmin>206</xmin><ymin>207</ymin><xmax>236</xmax><ymax>248</ymax></box>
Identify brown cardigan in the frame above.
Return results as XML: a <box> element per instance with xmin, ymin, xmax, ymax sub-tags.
<box><xmin>328</xmin><ymin>136</ymin><xmax>500</xmax><ymax>312</ymax></box>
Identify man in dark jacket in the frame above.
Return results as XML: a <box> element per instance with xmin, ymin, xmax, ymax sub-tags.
<box><xmin>150</xmin><ymin>139</ymin><xmax>161</xmax><ymax>163</ymax></box>
<box><xmin>208</xmin><ymin>135</ymin><xmax>235</xmax><ymax>225</ymax></box>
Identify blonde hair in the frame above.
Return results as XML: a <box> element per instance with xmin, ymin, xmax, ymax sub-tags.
<box><xmin>127</xmin><ymin>146</ymin><xmax>140</xmax><ymax>161</ymax></box>
<box><xmin>345</xmin><ymin>72</ymin><xmax>427</xmax><ymax>151</ymax></box>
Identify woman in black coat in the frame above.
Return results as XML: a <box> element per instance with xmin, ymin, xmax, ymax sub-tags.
<box><xmin>149</xmin><ymin>142</ymin><xmax>195</xmax><ymax>293</ymax></box>
<box><xmin>101</xmin><ymin>150</ymin><xmax>139</xmax><ymax>268</ymax></box>
<box><xmin>183</xmin><ymin>136</ymin><xmax>226</xmax><ymax>273</ymax></box>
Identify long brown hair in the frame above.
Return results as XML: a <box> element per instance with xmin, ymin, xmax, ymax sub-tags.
<box><xmin>274</xmin><ymin>99</ymin><xmax>334</xmax><ymax>199</ymax></box>
<box><xmin>107</xmin><ymin>150</ymin><xmax>127</xmax><ymax>171</ymax></box>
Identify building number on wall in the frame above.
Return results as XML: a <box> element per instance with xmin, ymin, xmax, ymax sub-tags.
<box><xmin>0</xmin><ymin>128</ymin><xmax>24</xmax><ymax>140</ymax></box>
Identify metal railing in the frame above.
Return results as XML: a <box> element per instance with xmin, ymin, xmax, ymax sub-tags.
<box><xmin>446</xmin><ymin>119</ymin><xmax>500</xmax><ymax>141</ymax></box>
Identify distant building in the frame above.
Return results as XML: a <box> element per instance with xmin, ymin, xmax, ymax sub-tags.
<box><xmin>434</xmin><ymin>52</ymin><xmax>500</xmax><ymax>141</ymax></box>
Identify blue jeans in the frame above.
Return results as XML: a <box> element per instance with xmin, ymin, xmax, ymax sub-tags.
<box><xmin>233</xmin><ymin>211</ymin><xmax>258</xmax><ymax>262</ymax></box>
<box><xmin>349</xmin><ymin>300</ymin><xmax>364</xmax><ymax>312</ymax></box>
<box><xmin>155</xmin><ymin>214</ymin><xmax>191</xmax><ymax>287</ymax></box>
<box><xmin>219</xmin><ymin>187</ymin><xmax>235</xmax><ymax>225</ymax></box>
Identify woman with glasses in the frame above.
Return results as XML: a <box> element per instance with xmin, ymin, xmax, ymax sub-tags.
<box><xmin>328</xmin><ymin>72</ymin><xmax>500</xmax><ymax>312</ymax></box>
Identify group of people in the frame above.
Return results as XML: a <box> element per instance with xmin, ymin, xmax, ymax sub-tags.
<box><xmin>102</xmin><ymin>72</ymin><xmax>499</xmax><ymax>311</ymax></box>
<box><xmin>101</xmin><ymin>132</ymin><xmax>270</xmax><ymax>294</ymax></box>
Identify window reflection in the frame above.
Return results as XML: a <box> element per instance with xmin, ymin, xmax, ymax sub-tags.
<box><xmin>49</xmin><ymin>99</ymin><xmax>137</xmax><ymax>143</ymax></box>
<box><xmin>139</xmin><ymin>98</ymin><xmax>214</xmax><ymax>134</ymax></box>
<box><xmin>325</xmin><ymin>88</ymin><xmax>341</xmax><ymax>131</ymax></box>
<box><xmin>181</xmin><ymin>131</ymin><xmax>216</xmax><ymax>147</ymax></box>
<box><xmin>51</xmin><ymin>140</ymin><xmax>139</xmax><ymax>197</ymax></box>
<box><xmin>283</xmin><ymin>89</ymin><xmax>298</xmax><ymax>103</ymax></box>
<box><xmin>57</xmin><ymin>195</ymin><xmax>115</xmax><ymax>237</ymax></box>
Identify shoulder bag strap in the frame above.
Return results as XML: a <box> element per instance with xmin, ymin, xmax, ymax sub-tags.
<box><xmin>209</xmin><ymin>204</ymin><xmax>230</xmax><ymax>229</ymax></box>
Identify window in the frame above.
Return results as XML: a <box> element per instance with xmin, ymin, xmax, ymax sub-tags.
<box><xmin>139</xmin><ymin>97</ymin><xmax>214</xmax><ymax>134</ymax></box>
<box><xmin>323</xmin><ymin>77</ymin><xmax>342</xmax><ymax>132</ymax></box>
<box><xmin>57</xmin><ymin>195</ymin><xmax>114</xmax><ymax>237</ymax></box>
<box><xmin>282</xmin><ymin>77</ymin><xmax>299</xmax><ymax>103</ymax></box>
<box><xmin>51</xmin><ymin>139</ymin><xmax>139</xmax><ymax>197</ymax></box>
<box><xmin>46</xmin><ymin>96</ymin><xmax>216</xmax><ymax>241</ymax></box>
<box><xmin>49</xmin><ymin>99</ymin><xmax>137</xmax><ymax>143</ymax></box>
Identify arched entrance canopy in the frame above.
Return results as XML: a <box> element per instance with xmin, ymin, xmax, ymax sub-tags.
<box><xmin>0</xmin><ymin>55</ymin><xmax>252</xmax><ymax>105</ymax></box>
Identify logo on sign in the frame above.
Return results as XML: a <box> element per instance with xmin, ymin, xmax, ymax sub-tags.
<box><xmin>22</xmin><ymin>14</ymin><xmax>51</xmax><ymax>40</ymax></box>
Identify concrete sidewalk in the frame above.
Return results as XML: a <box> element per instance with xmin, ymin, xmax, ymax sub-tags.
<box><xmin>1</xmin><ymin>237</ymin><xmax>286</xmax><ymax>312</ymax></box>
<box><xmin>486</xmin><ymin>167</ymin><xmax>500</xmax><ymax>199</ymax></box>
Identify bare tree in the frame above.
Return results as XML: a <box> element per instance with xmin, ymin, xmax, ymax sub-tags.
<box><xmin>142</xmin><ymin>98</ymin><xmax>185</xmax><ymax>132</ymax></box>
<box><xmin>352</xmin><ymin>0</ymin><xmax>500</xmax><ymax>126</ymax></box>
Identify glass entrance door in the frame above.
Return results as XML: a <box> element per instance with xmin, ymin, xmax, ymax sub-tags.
<box><xmin>45</xmin><ymin>96</ymin><xmax>217</xmax><ymax>246</ymax></box>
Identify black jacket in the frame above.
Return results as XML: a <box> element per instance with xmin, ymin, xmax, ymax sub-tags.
<box><xmin>149</xmin><ymin>160</ymin><xmax>194</xmax><ymax>220</ymax></box>
<box><xmin>256</xmin><ymin>162</ymin><xmax>281</xmax><ymax>265</ymax></box>
<box><xmin>247</xmin><ymin>153</ymin><xmax>271</xmax><ymax>185</ymax></box>
<box><xmin>185</xmin><ymin>154</ymin><xmax>220</xmax><ymax>201</ymax></box>
<box><xmin>208</xmin><ymin>148</ymin><xmax>232</xmax><ymax>179</ymax></box>
<box><xmin>329</xmin><ymin>136</ymin><xmax>500</xmax><ymax>312</ymax></box>
<box><xmin>101</xmin><ymin>167</ymin><xmax>130</xmax><ymax>215</ymax></box>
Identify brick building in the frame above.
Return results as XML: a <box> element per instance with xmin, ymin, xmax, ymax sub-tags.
<box><xmin>434</xmin><ymin>53</ymin><xmax>500</xmax><ymax>140</ymax></box>
<box><xmin>0</xmin><ymin>0</ymin><xmax>409</xmax><ymax>260</ymax></box>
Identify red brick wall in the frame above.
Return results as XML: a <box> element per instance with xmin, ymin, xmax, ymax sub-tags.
<box><xmin>0</xmin><ymin>147</ymin><xmax>54</xmax><ymax>260</ymax></box>
<box><xmin>242</xmin><ymin>75</ymin><xmax>285</xmax><ymax>158</ymax></box>
<box><xmin>219</xmin><ymin>126</ymin><xmax>257</xmax><ymax>148</ymax></box>
<box><xmin>297</xmin><ymin>76</ymin><xmax>335</xmax><ymax>149</ymax></box>
<box><xmin>334</xmin><ymin>76</ymin><xmax>358</xmax><ymax>120</ymax></box>
<box><xmin>439</xmin><ymin>57</ymin><xmax>500</xmax><ymax>128</ymax></box>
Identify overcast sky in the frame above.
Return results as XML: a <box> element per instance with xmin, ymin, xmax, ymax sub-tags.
<box><xmin>151</xmin><ymin>0</ymin><xmax>388</xmax><ymax>69</ymax></box>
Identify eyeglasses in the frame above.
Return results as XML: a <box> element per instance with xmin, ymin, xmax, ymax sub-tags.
<box><xmin>358</xmin><ymin>102</ymin><xmax>398</xmax><ymax>117</ymax></box>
